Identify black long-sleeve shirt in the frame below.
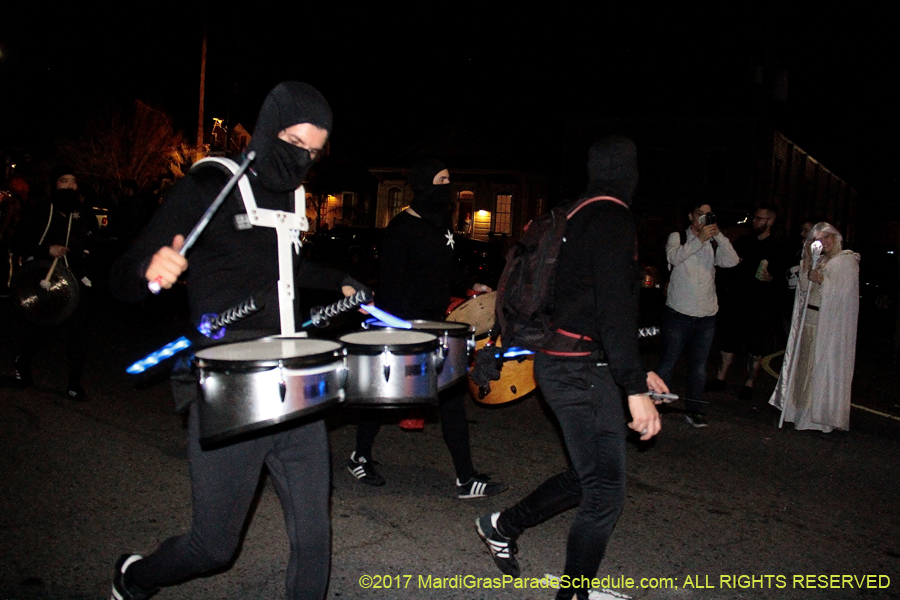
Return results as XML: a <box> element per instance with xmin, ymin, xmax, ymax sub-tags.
<box><xmin>551</xmin><ymin>200</ymin><xmax>648</xmax><ymax>396</ymax></box>
<box><xmin>377</xmin><ymin>210</ymin><xmax>468</xmax><ymax>321</ymax></box>
<box><xmin>109</xmin><ymin>165</ymin><xmax>356</xmax><ymax>337</ymax></box>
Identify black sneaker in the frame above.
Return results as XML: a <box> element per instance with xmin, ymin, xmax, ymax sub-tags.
<box><xmin>475</xmin><ymin>512</ymin><xmax>520</xmax><ymax>577</ymax></box>
<box><xmin>685</xmin><ymin>413</ymin><xmax>709</xmax><ymax>428</ymax></box>
<box><xmin>111</xmin><ymin>554</ymin><xmax>158</xmax><ymax>600</ymax></box>
<box><xmin>737</xmin><ymin>385</ymin><xmax>754</xmax><ymax>401</ymax></box>
<box><xmin>67</xmin><ymin>383</ymin><xmax>88</xmax><ymax>402</ymax></box>
<box><xmin>347</xmin><ymin>452</ymin><xmax>385</xmax><ymax>486</ymax></box>
<box><xmin>457</xmin><ymin>473</ymin><xmax>508</xmax><ymax>499</ymax></box>
<box><xmin>705</xmin><ymin>378</ymin><xmax>726</xmax><ymax>392</ymax></box>
<box><xmin>14</xmin><ymin>355</ymin><xmax>32</xmax><ymax>388</ymax></box>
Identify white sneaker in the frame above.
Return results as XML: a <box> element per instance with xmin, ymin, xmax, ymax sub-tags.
<box><xmin>589</xmin><ymin>588</ymin><xmax>633</xmax><ymax>600</ymax></box>
<box><xmin>541</xmin><ymin>574</ymin><xmax>633</xmax><ymax>600</ymax></box>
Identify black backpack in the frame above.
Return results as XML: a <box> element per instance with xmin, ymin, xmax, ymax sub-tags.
<box><xmin>493</xmin><ymin>195</ymin><xmax>627</xmax><ymax>352</ymax></box>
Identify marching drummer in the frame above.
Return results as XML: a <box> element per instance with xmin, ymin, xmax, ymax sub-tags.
<box><xmin>12</xmin><ymin>165</ymin><xmax>98</xmax><ymax>402</ymax></box>
<box><xmin>107</xmin><ymin>82</ymin><xmax>365</xmax><ymax>600</ymax></box>
<box><xmin>346</xmin><ymin>157</ymin><xmax>507</xmax><ymax>499</ymax></box>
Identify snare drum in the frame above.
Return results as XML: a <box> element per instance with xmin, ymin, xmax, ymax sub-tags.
<box><xmin>446</xmin><ymin>291</ymin><xmax>496</xmax><ymax>338</ymax></box>
<box><xmin>369</xmin><ymin>320</ymin><xmax>475</xmax><ymax>391</ymax></box>
<box><xmin>194</xmin><ymin>337</ymin><xmax>346</xmax><ymax>445</ymax></box>
<box><xmin>340</xmin><ymin>329</ymin><xmax>441</xmax><ymax>406</ymax></box>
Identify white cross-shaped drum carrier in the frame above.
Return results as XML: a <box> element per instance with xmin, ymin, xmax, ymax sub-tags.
<box><xmin>196</xmin><ymin>157</ymin><xmax>308</xmax><ymax>336</ymax></box>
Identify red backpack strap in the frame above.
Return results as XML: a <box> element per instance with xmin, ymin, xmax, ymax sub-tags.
<box><xmin>567</xmin><ymin>195</ymin><xmax>628</xmax><ymax>218</ymax></box>
<box><xmin>566</xmin><ymin>195</ymin><xmax>637</xmax><ymax>258</ymax></box>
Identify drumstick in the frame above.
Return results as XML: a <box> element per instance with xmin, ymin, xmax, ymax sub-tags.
<box><xmin>304</xmin><ymin>289</ymin><xmax>373</xmax><ymax>328</ymax></box>
<box><xmin>358</xmin><ymin>305</ymin><xmax>412</xmax><ymax>329</ymax></box>
<box><xmin>149</xmin><ymin>151</ymin><xmax>256</xmax><ymax>294</ymax></box>
<box><xmin>40</xmin><ymin>257</ymin><xmax>60</xmax><ymax>290</ymax></box>
<box><xmin>126</xmin><ymin>292</ymin><xmax>264</xmax><ymax>374</ymax></box>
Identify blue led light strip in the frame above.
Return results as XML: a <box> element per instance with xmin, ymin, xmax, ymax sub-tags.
<box><xmin>126</xmin><ymin>337</ymin><xmax>193</xmax><ymax>374</ymax></box>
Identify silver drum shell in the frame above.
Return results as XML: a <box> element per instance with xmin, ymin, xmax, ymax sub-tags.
<box><xmin>194</xmin><ymin>338</ymin><xmax>347</xmax><ymax>446</ymax></box>
<box><xmin>368</xmin><ymin>320</ymin><xmax>474</xmax><ymax>390</ymax></box>
<box><xmin>340</xmin><ymin>330</ymin><xmax>441</xmax><ymax>406</ymax></box>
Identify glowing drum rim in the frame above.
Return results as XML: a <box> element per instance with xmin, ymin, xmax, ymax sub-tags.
<box><xmin>368</xmin><ymin>320</ymin><xmax>474</xmax><ymax>391</ymax></box>
<box><xmin>339</xmin><ymin>329</ymin><xmax>442</xmax><ymax>406</ymax></box>
<box><xmin>193</xmin><ymin>337</ymin><xmax>347</xmax><ymax>445</ymax></box>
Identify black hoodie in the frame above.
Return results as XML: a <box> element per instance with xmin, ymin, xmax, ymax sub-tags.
<box><xmin>551</xmin><ymin>136</ymin><xmax>647</xmax><ymax>395</ymax></box>
<box><xmin>110</xmin><ymin>82</ymin><xmax>355</xmax><ymax>336</ymax></box>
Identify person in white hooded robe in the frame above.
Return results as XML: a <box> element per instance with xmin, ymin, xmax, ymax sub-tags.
<box><xmin>769</xmin><ymin>222</ymin><xmax>860</xmax><ymax>432</ymax></box>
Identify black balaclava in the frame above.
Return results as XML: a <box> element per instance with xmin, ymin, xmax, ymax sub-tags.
<box><xmin>248</xmin><ymin>82</ymin><xmax>333</xmax><ymax>193</ymax></box>
<box><xmin>582</xmin><ymin>135</ymin><xmax>639</xmax><ymax>205</ymax></box>
<box><xmin>48</xmin><ymin>165</ymin><xmax>79</xmax><ymax>213</ymax></box>
<box><xmin>408</xmin><ymin>157</ymin><xmax>452</xmax><ymax>229</ymax></box>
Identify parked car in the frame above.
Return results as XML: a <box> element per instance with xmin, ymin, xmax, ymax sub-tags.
<box><xmin>453</xmin><ymin>237</ymin><xmax>506</xmax><ymax>290</ymax></box>
<box><xmin>859</xmin><ymin>249</ymin><xmax>899</xmax><ymax>313</ymax></box>
<box><xmin>301</xmin><ymin>226</ymin><xmax>384</xmax><ymax>266</ymax></box>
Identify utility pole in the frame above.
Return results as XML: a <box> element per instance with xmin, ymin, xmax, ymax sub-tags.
<box><xmin>197</xmin><ymin>22</ymin><xmax>207</xmax><ymax>148</ymax></box>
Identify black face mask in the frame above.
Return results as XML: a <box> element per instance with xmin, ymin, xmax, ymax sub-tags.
<box><xmin>253</xmin><ymin>139</ymin><xmax>315</xmax><ymax>192</ymax></box>
<box><xmin>411</xmin><ymin>184</ymin><xmax>453</xmax><ymax>229</ymax></box>
<box><xmin>52</xmin><ymin>189</ymin><xmax>80</xmax><ymax>213</ymax></box>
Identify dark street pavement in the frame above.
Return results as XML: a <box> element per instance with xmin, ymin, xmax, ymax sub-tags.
<box><xmin>1</xmin><ymin>292</ymin><xmax>899</xmax><ymax>600</ymax></box>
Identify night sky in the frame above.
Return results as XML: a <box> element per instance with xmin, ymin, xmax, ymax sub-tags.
<box><xmin>1</xmin><ymin>6</ymin><xmax>895</xmax><ymax>213</ymax></box>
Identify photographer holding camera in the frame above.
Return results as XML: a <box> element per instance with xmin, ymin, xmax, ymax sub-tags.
<box><xmin>656</xmin><ymin>203</ymin><xmax>739</xmax><ymax>427</ymax></box>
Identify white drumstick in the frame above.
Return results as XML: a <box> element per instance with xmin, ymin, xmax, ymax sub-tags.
<box><xmin>40</xmin><ymin>257</ymin><xmax>60</xmax><ymax>290</ymax></box>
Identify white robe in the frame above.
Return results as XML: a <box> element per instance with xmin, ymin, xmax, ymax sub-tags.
<box><xmin>769</xmin><ymin>250</ymin><xmax>860</xmax><ymax>432</ymax></box>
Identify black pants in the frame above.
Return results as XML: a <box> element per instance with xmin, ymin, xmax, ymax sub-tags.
<box><xmin>354</xmin><ymin>382</ymin><xmax>476</xmax><ymax>482</ymax></box>
<box><xmin>18</xmin><ymin>282</ymin><xmax>91</xmax><ymax>385</ymax></box>
<box><xmin>129</xmin><ymin>403</ymin><xmax>331</xmax><ymax>600</ymax></box>
<box><xmin>497</xmin><ymin>354</ymin><xmax>627</xmax><ymax>600</ymax></box>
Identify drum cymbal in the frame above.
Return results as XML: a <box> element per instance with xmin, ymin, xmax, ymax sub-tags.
<box><xmin>11</xmin><ymin>259</ymin><xmax>81</xmax><ymax>325</ymax></box>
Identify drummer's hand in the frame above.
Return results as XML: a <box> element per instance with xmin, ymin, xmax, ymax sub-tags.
<box><xmin>627</xmin><ymin>393</ymin><xmax>661</xmax><ymax>441</ymax></box>
<box><xmin>472</xmin><ymin>283</ymin><xmax>492</xmax><ymax>293</ymax></box>
<box><xmin>49</xmin><ymin>245</ymin><xmax>69</xmax><ymax>258</ymax></box>
<box><xmin>342</xmin><ymin>285</ymin><xmax>374</xmax><ymax>314</ymax></box>
<box><xmin>646</xmin><ymin>371</ymin><xmax>669</xmax><ymax>400</ymax></box>
<box><xmin>145</xmin><ymin>235</ymin><xmax>188</xmax><ymax>290</ymax></box>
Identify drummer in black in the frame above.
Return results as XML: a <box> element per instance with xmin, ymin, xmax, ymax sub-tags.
<box><xmin>13</xmin><ymin>165</ymin><xmax>97</xmax><ymax>401</ymax></box>
<box><xmin>347</xmin><ymin>157</ymin><xmax>507</xmax><ymax>499</ymax></box>
<box><xmin>107</xmin><ymin>82</ymin><xmax>364</xmax><ymax>600</ymax></box>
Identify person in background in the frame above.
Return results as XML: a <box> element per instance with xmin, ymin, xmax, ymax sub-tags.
<box><xmin>770</xmin><ymin>222</ymin><xmax>859</xmax><ymax>432</ymax></box>
<box><xmin>656</xmin><ymin>202</ymin><xmax>739</xmax><ymax>427</ymax></box>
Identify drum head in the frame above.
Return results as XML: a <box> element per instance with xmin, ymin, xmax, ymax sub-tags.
<box><xmin>195</xmin><ymin>337</ymin><xmax>343</xmax><ymax>369</ymax></box>
<box><xmin>446</xmin><ymin>292</ymin><xmax>496</xmax><ymax>337</ymax></box>
<box><xmin>373</xmin><ymin>319</ymin><xmax>472</xmax><ymax>337</ymax></box>
<box><xmin>340</xmin><ymin>330</ymin><xmax>438</xmax><ymax>354</ymax></box>
<box><xmin>11</xmin><ymin>259</ymin><xmax>80</xmax><ymax>325</ymax></box>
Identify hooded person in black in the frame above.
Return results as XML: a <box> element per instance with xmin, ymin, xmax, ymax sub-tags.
<box><xmin>108</xmin><ymin>82</ymin><xmax>360</xmax><ymax>600</ymax></box>
<box><xmin>346</xmin><ymin>157</ymin><xmax>506</xmax><ymax>500</ymax></box>
<box><xmin>475</xmin><ymin>136</ymin><xmax>666</xmax><ymax>600</ymax></box>
<box><xmin>13</xmin><ymin>165</ymin><xmax>98</xmax><ymax>401</ymax></box>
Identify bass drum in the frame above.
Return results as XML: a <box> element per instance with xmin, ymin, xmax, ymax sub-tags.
<box><xmin>446</xmin><ymin>291</ymin><xmax>496</xmax><ymax>339</ymax></box>
<box><xmin>468</xmin><ymin>336</ymin><xmax>537</xmax><ymax>405</ymax></box>
<box><xmin>194</xmin><ymin>337</ymin><xmax>347</xmax><ymax>446</ymax></box>
<box><xmin>340</xmin><ymin>329</ymin><xmax>442</xmax><ymax>406</ymax></box>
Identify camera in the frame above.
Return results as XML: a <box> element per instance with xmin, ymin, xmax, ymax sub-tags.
<box><xmin>701</xmin><ymin>212</ymin><xmax>717</xmax><ymax>226</ymax></box>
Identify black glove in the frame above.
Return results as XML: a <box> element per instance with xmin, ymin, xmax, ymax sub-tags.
<box><xmin>470</xmin><ymin>346</ymin><xmax>503</xmax><ymax>398</ymax></box>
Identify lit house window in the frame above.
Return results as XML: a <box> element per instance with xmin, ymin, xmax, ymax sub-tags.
<box><xmin>388</xmin><ymin>187</ymin><xmax>403</xmax><ymax>219</ymax></box>
<box><xmin>495</xmin><ymin>194</ymin><xmax>512</xmax><ymax>235</ymax></box>
<box><xmin>342</xmin><ymin>192</ymin><xmax>355</xmax><ymax>222</ymax></box>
